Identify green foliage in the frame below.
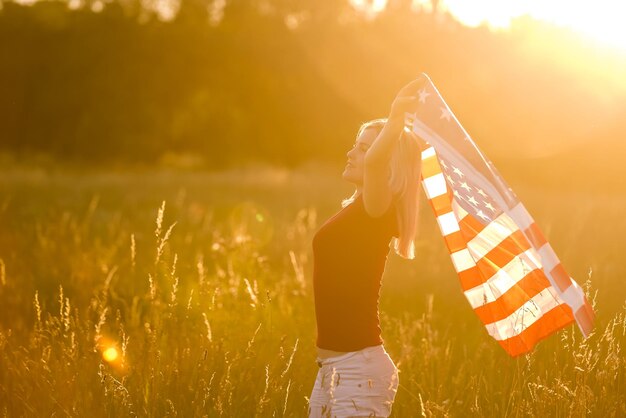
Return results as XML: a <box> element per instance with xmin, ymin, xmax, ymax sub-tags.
<box><xmin>2</xmin><ymin>0</ymin><xmax>626</xmax><ymax>179</ymax></box>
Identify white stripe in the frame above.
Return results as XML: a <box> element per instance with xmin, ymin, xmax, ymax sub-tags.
<box><xmin>422</xmin><ymin>173</ymin><xmax>447</xmax><ymax>199</ymax></box>
<box><xmin>437</xmin><ymin>212</ymin><xmax>460</xmax><ymax>236</ymax></box>
<box><xmin>537</xmin><ymin>243</ymin><xmax>559</xmax><ymax>272</ymax></box>
<box><xmin>507</xmin><ymin>203</ymin><xmax>533</xmax><ymax>232</ymax></box>
<box><xmin>464</xmin><ymin>249</ymin><xmax>544</xmax><ymax>308</ymax></box>
<box><xmin>421</xmin><ymin>147</ymin><xmax>436</xmax><ymax>159</ymax></box>
<box><xmin>560</xmin><ymin>280</ymin><xmax>584</xmax><ymax>312</ymax></box>
<box><xmin>450</xmin><ymin>248</ymin><xmax>475</xmax><ymax>272</ymax></box>
<box><xmin>467</xmin><ymin>212</ymin><xmax>520</xmax><ymax>260</ymax></box>
<box><xmin>485</xmin><ymin>288</ymin><xmax>565</xmax><ymax>341</ymax></box>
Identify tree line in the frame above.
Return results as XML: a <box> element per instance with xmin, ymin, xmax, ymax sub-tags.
<box><xmin>1</xmin><ymin>0</ymin><xmax>625</xmax><ymax>178</ymax></box>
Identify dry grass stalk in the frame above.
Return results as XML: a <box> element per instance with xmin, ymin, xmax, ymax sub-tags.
<box><xmin>0</xmin><ymin>258</ymin><xmax>5</xmax><ymax>286</ymax></box>
<box><xmin>202</xmin><ymin>312</ymin><xmax>212</xmax><ymax>343</ymax></box>
<box><xmin>130</xmin><ymin>234</ymin><xmax>136</xmax><ymax>270</ymax></box>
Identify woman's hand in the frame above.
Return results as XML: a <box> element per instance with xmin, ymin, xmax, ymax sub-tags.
<box><xmin>387</xmin><ymin>74</ymin><xmax>429</xmax><ymax>124</ymax></box>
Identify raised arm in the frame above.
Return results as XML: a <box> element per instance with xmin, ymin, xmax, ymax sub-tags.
<box><xmin>362</xmin><ymin>76</ymin><xmax>427</xmax><ymax>217</ymax></box>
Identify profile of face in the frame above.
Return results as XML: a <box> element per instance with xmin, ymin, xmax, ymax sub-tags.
<box><xmin>342</xmin><ymin>127</ymin><xmax>380</xmax><ymax>185</ymax></box>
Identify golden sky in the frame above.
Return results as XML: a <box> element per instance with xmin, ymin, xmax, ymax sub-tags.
<box><xmin>352</xmin><ymin>0</ymin><xmax>626</xmax><ymax>54</ymax></box>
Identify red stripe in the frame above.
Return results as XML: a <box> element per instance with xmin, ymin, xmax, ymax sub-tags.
<box><xmin>475</xmin><ymin>230</ymin><xmax>531</xmax><ymax>278</ymax></box>
<box><xmin>421</xmin><ymin>155</ymin><xmax>442</xmax><ymax>179</ymax></box>
<box><xmin>549</xmin><ymin>263</ymin><xmax>572</xmax><ymax>293</ymax></box>
<box><xmin>428</xmin><ymin>192</ymin><xmax>453</xmax><ymax>215</ymax></box>
<box><xmin>459</xmin><ymin>215</ymin><xmax>486</xmax><ymax>242</ymax></box>
<box><xmin>458</xmin><ymin>266</ymin><xmax>484</xmax><ymax>291</ymax></box>
<box><xmin>525</xmin><ymin>222</ymin><xmax>547</xmax><ymax>248</ymax></box>
<box><xmin>473</xmin><ymin>269</ymin><xmax>553</xmax><ymax>324</ymax></box>
<box><xmin>574</xmin><ymin>302</ymin><xmax>595</xmax><ymax>336</ymax></box>
<box><xmin>497</xmin><ymin>304</ymin><xmax>574</xmax><ymax>357</ymax></box>
<box><xmin>443</xmin><ymin>231</ymin><xmax>467</xmax><ymax>254</ymax></box>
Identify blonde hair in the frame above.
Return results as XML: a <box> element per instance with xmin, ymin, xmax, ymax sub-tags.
<box><xmin>342</xmin><ymin>118</ymin><xmax>422</xmax><ymax>259</ymax></box>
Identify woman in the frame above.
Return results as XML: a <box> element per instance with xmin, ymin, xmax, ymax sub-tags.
<box><xmin>309</xmin><ymin>77</ymin><xmax>426</xmax><ymax>418</ymax></box>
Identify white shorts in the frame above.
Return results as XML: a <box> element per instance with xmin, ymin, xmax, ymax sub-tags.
<box><xmin>308</xmin><ymin>344</ymin><xmax>399</xmax><ymax>418</ymax></box>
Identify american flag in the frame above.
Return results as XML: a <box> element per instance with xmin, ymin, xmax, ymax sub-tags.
<box><xmin>408</xmin><ymin>76</ymin><xmax>595</xmax><ymax>356</ymax></box>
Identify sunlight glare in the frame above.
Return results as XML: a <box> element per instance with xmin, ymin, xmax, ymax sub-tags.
<box><xmin>442</xmin><ymin>0</ymin><xmax>522</xmax><ymax>29</ymax></box>
<box><xmin>441</xmin><ymin>0</ymin><xmax>626</xmax><ymax>52</ymax></box>
<box><xmin>350</xmin><ymin>0</ymin><xmax>388</xmax><ymax>18</ymax></box>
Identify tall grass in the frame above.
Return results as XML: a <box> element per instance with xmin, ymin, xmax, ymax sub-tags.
<box><xmin>0</xmin><ymin>166</ymin><xmax>624</xmax><ymax>417</ymax></box>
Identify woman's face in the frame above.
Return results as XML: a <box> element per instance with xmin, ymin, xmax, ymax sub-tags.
<box><xmin>342</xmin><ymin>128</ymin><xmax>379</xmax><ymax>185</ymax></box>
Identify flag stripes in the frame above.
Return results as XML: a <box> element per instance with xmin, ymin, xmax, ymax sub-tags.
<box><xmin>496</xmin><ymin>306</ymin><xmax>574</xmax><ymax>356</ymax></box>
<box><xmin>411</xmin><ymin>76</ymin><xmax>594</xmax><ymax>356</ymax></box>
<box><xmin>420</xmin><ymin>141</ymin><xmax>593</xmax><ymax>355</ymax></box>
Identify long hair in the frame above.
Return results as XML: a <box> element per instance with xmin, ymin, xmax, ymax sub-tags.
<box><xmin>342</xmin><ymin>118</ymin><xmax>422</xmax><ymax>259</ymax></box>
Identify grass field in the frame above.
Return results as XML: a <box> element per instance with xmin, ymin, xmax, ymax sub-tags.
<box><xmin>0</xmin><ymin>165</ymin><xmax>624</xmax><ymax>417</ymax></box>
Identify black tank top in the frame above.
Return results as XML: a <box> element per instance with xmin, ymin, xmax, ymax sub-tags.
<box><xmin>312</xmin><ymin>195</ymin><xmax>398</xmax><ymax>351</ymax></box>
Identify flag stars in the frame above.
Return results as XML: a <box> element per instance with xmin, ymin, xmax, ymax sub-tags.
<box><xmin>452</xmin><ymin>166</ymin><xmax>464</xmax><ymax>178</ymax></box>
<box><xmin>453</xmin><ymin>190</ymin><xmax>462</xmax><ymax>199</ymax></box>
<box><xmin>445</xmin><ymin>174</ymin><xmax>455</xmax><ymax>185</ymax></box>
<box><xmin>440</xmin><ymin>107</ymin><xmax>452</xmax><ymax>121</ymax></box>
<box><xmin>476</xmin><ymin>188</ymin><xmax>487</xmax><ymax>198</ymax></box>
<box><xmin>460</xmin><ymin>181</ymin><xmax>471</xmax><ymax>192</ymax></box>
<box><xmin>418</xmin><ymin>88</ymin><xmax>430</xmax><ymax>103</ymax></box>
<box><xmin>467</xmin><ymin>195</ymin><xmax>479</xmax><ymax>206</ymax></box>
<box><xmin>476</xmin><ymin>210</ymin><xmax>490</xmax><ymax>221</ymax></box>
<box><xmin>485</xmin><ymin>202</ymin><xmax>496</xmax><ymax>212</ymax></box>
<box><xmin>439</xmin><ymin>160</ymin><xmax>448</xmax><ymax>170</ymax></box>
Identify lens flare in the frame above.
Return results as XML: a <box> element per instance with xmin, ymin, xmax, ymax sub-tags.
<box><xmin>229</xmin><ymin>202</ymin><xmax>273</xmax><ymax>247</ymax></box>
<box><xmin>102</xmin><ymin>347</ymin><xmax>119</xmax><ymax>363</ymax></box>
